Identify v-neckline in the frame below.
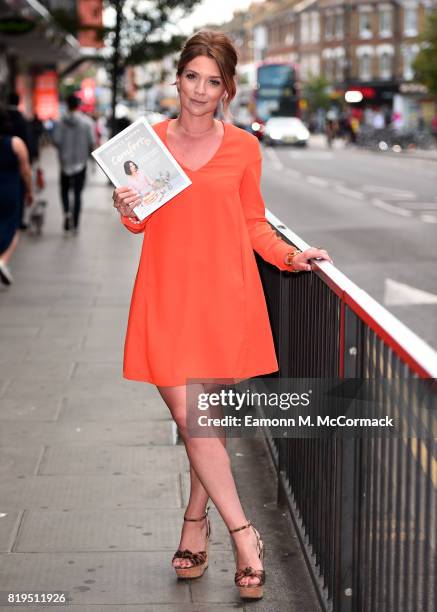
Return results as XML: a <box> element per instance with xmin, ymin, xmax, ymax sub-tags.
<box><xmin>163</xmin><ymin>118</ymin><xmax>227</xmax><ymax>173</ymax></box>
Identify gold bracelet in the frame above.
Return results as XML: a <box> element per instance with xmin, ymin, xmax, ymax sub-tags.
<box><xmin>284</xmin><ymin>249</ymin><xmax>302</xmax><ymax>273</ymax></box>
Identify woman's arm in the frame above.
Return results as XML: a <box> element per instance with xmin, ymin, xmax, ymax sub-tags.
<box><xmin>239</xmin><ymin>157</ymin><xmax>297</xmax><ymax>271</ymax></box>
<box><xmin>11</xmin><ymin>136</ymin><xmax>33</xmax><ymax>204</ymax></box>
<box><xmin>240</xmin><ymin>155</ymin><xmax>332</xmax><ymax>272</ymax></box>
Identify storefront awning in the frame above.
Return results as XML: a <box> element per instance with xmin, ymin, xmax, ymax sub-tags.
<box><xmin>0</xmin><ymin>0</ymin><xmax>80</xmax><ymax>63</ymax></box>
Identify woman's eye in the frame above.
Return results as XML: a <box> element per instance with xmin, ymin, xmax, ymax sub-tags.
<box><xmin>210</xmin><ymin>80</ymin><xmax>220</xmax><ymax>86</ymax></box>
<box><xmin>186</xmin><ymin>73</ymin><xmax>196</xmax><ymax>79</ymax></box>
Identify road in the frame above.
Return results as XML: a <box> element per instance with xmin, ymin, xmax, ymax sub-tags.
<box><xmin>260</xmin><ymin>139</ymin><xmax>437</xmax><ymax>351</ymax></box>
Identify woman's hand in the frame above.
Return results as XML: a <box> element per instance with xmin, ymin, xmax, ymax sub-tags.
<box><xmin>25</xmin><ymin>190</ymin><xmax>34</xmax><ymax>207</ymax></box>
<box><xmin>286</xmin><ymin>247</ymin><xmax>333</xmax><ymax>272</ymax></box>
<box><xmin>112</xmin><ymin>186</ymin><xmax>142</xmax><ymax>220</ymax></box>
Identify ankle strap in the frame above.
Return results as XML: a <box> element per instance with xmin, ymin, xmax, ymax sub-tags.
<box><xmin>183</xmin><ymin>505</ymin><xmax>210</xmax><ymax>522</ymax></box>
<box><xmin>229</xmin><ymin>520</ymin><xmax>252</xmax><ymax>534</ymax></box>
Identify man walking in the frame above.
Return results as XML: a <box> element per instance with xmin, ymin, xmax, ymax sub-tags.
<box><xmin>53</xmin><ymin>94</ymin><xmax>95</xmax><ymax>234</ymax></box>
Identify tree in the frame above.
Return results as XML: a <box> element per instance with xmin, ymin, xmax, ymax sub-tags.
<box><xmin>50</xmin><ymin>1</ymin><xmax>202</xmax><ymax>134</ymax></box>
<box><xmin>302</xmin><ymin>75</ymin><xmax>332</xmax><ymax>114</ymax></box>
<box><xmin>106</xmin><ymin>0</ymin><xmax>203</xmax><ymax>134</ymax></box>
<box><xmin>413</xmin><ymin>9</ymin><xmax>437</xmax><ymax>96</ymax></box>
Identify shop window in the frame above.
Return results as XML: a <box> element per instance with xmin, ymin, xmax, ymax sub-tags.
<box><xmin>379</xmin><ymin>7</ymin><xmax>393</xmax><ymax>37</ymax></box>
<box><xmin>310</xmin><ymin>11</ymin><xmax>320</xmax><ymax>43</ymax></box>
<box><xmin>359</xmin><ymin>10</ymin><xmax>373</xmax><ymax>39</ymax></box>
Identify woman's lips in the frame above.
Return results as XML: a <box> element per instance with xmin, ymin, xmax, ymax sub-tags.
<box><xmin>191</xmin><ymin>99</ymin><xmax>207</xmax><ymax>105</ymax></box>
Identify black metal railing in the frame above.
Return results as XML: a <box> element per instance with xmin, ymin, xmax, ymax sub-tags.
<box><xmin>256</xmin><ymin>211</ymin><xmax>436</xmax><ymax>612</ymax></box>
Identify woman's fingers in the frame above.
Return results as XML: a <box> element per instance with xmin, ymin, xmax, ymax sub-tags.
<box><xmin>112</xmin><ymin>187</ymin><xmax>141</xmax><ymax>213</ymax></box>
<box><xmin>303</xmin><ymin>247</ymin><xmax>333</xmax><ymax>263</ymax></box>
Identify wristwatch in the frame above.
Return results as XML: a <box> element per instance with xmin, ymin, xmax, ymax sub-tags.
<box><xmin>284</xmin><ymin>249</ymin><xmax>302</xmax><ymax>272</ymax></box>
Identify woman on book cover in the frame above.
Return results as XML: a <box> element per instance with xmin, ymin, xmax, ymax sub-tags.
<box><xmin>112</xmin><ymin>30</ymin><xmax>332</xmax><ymax>601</ymax></box>
<box><xmin>123</xmin><ymin>160</ymin><xmax>157</xmax><ymax>204</ymax></box>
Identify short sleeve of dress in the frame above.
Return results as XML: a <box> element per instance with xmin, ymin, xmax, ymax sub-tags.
<box><xmin>239</xmin><ymin>140</ymin><xmax>293</xmax><ymax>271</ymax></box>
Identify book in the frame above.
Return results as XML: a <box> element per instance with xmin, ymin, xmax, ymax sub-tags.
<box><xmin>91</xmin><ymin>117</ymin><xmax>191</xmax><ymax>221</ymax></box>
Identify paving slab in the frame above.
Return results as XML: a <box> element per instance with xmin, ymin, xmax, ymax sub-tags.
<box><xmin>0</xmin><ymin>510</ymin><xmax>22</xmax><ymax>552</ymax></box>
<box><xmin>0</xmin><ymin>552</ymin><xmax>191</xmax><ymax>605</ymax></box>
<box><xmin>38</xmin><ymin>445</ymin><xmax>189</xmax><ymax>475</ymax></box>
<box><xmin>1</xmin><ymin>473</ymin><xmax>181</xmax><ymax>510</ymax></box>
<box><xmin>0</xmin><ymin>446</ymin><xmax>43</xmax><ymax>476</ymax></box>
<box><xmin>14</xmin><ymin>507</ymin><xmax>230</xmax><ymax>553</ymax></box>
<box><xmin>57</xmin><ymin>396</ymin><xmax>167</xmax><ymax>422</ymax></box>
<box><xmin>0</xmin><ymin>420</ymin><xmax>173</xmax><ymax>447</ymax></box>
<box><xmin>0</xmin><ymin>606</ymin><xmax>243</xmax><ymax>612</ymax></box>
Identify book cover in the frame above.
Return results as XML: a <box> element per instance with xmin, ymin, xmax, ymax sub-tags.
<box><xmin>92</xmin><ymin>117</ymin><xmax>191</xmax><ymax>220</ymax></box>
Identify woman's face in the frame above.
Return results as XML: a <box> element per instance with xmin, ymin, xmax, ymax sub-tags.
<box><xmin>129</xmin><ymin>162</ymin><xmax>138</xmax><ymax>174</ymax></box>
<box><xmin>176</xmin><ymin>55</ymin><xmax>226</xmax><ymax>118</ymax></box>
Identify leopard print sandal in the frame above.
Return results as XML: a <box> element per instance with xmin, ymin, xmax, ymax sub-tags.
<box><xmin>172</xmin><ymin>506</ymin><xmax>211</xmax><ymax>579</ymax></box>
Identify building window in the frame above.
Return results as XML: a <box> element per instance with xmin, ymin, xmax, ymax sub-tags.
<box><xmin>301</xmin><ymin>13</ymin><xmax>309</xmax><ymax>43</ymax></box>
<box><xmin>310</xmin><ymin>11</ymin><xmax>320</xmax><ymax>43</ymax></box>
<box><xmin>325</xmin><ymin>13</ymin><xmax>334</xmax><ymax>39</ymax></box>
<box><xmin>358</xmin><ymin>53</ymin><xmax>372</xmax><ymax>80</ymax></box>
<box><xmin>335</xmin><ymin>11</ymin><xmax>344</xmax><ymax>39</ymax></box>
<box><xmin>379</xmin><ymin>53</ymin><xmax>392</xmax><ymax>79</ymax></box>
<box><xmin>359</xmin><ymin>9</ymin><xmax>373</xmax><ymax>39</ymax></box>
<box><xmin>336</xmin><ymin>59</ymin><xmax>344</xmax><ymax>81</ymax></box>
<box><xmin>379</xmin><ymin>6</ymin><xmax>393</xmax><ymax>37</ymax></box>
<box><xmin>404</xmin><ymin>6</ymin><xmax>418</xmax><ymax>36</ymax></box>
<box><xmin>402</xmin><ymin>44</ymin><xmax>419</xmax><ymax>80</ymax></box>
<box><xmin>325</xmin><ymin>58</ymin><xmax>334</xmax><ymax>80</ymax></box>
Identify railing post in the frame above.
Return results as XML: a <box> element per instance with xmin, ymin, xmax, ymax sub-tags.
<box><xmin>277</xmin><ymin>271</ymin><xmax>291</xmax><ymax>507</ymax></box>
<box><xmin>336</xmin><ymin>305</ymin><xmax>360</xmax><ymax>611</ymax></box>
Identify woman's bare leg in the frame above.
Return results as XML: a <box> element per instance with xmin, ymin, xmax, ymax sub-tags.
<box><xmin>157</xmin><ymin>382</ymin><xmax>263</xmax><ymax>585</ymax></box>
<box><xmin>0</xmin><ymin>231</ymin><xmax>20</xmax><ymax>264</ymax></box>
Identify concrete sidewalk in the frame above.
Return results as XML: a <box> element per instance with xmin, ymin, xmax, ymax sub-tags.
<box><xmin>0</xmin><ymin>147</ymin><xmax>320</xmax><ymax>612</ymax></box>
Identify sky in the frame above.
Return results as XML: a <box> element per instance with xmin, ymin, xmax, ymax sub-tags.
<box><xmin>177</xmin><ymin>0</ymin><xmax>262</xmax><ymax>34</ymax></box>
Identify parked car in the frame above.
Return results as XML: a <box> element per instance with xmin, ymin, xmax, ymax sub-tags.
<box><xmin>263</xmin><ymin>117</ymin><xmax>310</xmax><ymax>146</ymax></box>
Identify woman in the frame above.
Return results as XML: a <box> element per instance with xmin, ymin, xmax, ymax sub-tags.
<box><xmin>113</xmin><ymin>31</ymin><xmax>332</xmax><ymax>600</ymax></box>
<box><xmin>0</xmin><ymin>109</ymin><xmax>33</xmax><ymax>285</ymax></box>
<box><xmin>123</xmin><ymin>160</ymin><xmax>158</xmax><ymax>205</ymax></box>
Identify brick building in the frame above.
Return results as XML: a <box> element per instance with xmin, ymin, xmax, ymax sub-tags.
<box><xmin>220</xmin><ymin>0</ymin><xmax>437</xmax><ymax>125</ymax></box>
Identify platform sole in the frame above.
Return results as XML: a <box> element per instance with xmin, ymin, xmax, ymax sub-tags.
<box><xmin>175</xmin><ymin>562</ymin><xmax>208</xmax><ymax>579</ymax></box>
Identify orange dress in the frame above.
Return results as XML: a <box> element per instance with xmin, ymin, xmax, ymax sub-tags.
<box><xmin>121</xmin><ymin>119</ymin><xmax>292</xmax><ymax>386</ymax></box>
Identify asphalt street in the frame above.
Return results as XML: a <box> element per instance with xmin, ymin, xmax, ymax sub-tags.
<box><xmin>260</xmin><ymin>139</ymin><xmax>437</xmax><ymax>352</ymax></box>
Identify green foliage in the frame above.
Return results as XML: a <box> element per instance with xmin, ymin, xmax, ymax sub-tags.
<box><xmin>303</xmin><ymin>75</ymin><xmax>332</xmax><ymax>113</ymax></box>
<box><xmin>413</xmin><ymin>9</ymin><xmax>437</xmax><ymax>96</ymax></box>
<box><xmin>105</xmin><ymin>0</ymin><xmax>201</xmax><ymax>67</ymax></box>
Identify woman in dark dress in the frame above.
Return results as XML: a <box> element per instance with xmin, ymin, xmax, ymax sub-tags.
<box><xmin>0</xmin><ymin>109</ymin><xmax>33</xmax><ymax>285</ymax></box>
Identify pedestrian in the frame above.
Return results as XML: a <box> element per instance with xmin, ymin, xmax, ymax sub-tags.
<box><xmin>6</xmin><ymin>92</ymin><xmax>33</xmax><ymax>230</ymax></box>
<box><xmin>0</xmin><ymin>109</ymin><xmax>33</xmax><ymax>285</ymax></box>
<box><xmin>112</xmin><ymin>30</ymin><xmax>332</xmax><ymax>601</ymax></box>
<box><xmin>53</xmin><ymin>94</ymin><xmax>95</xmax><ymax>234</ymax></box>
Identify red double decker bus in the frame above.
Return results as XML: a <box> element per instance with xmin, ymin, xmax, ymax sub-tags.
<box><xmin>250</xmin><ymin>61</ymin><xmax>300</xmax><ymax>138</ymax></box>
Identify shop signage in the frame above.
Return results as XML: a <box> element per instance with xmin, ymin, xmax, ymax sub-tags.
<box><xmin>399</xmin><ymin>82</ymin><xmax>428</xmax><ymax>94</ymax></box>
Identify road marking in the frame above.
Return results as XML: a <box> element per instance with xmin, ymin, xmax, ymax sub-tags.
<box><xmin>286</xmin><ymin>168</ymin><xmax>302</xmax><ymax>179</ymax></box>
<box><xmin>361</xmin><ymin>185</ymin><xmax>415</xmax><ymax>199</ymax></box>
<box><xmin>420</xmin><ymin>214</ymin><xmax>437</xmax><ymax>223</ymax></box>
<box><xmin>334</xmin><ymin>185</ymin><xmax>365</xmax><ymax>200</ymax></box>
<box><xmin>288</xmin><ymin>151</ymin><xmax>334</xmax><ymax>160</ymax></box>
<box><xmin>372</xmin><ymin>198</ymin><xmax>413</xmax><ymax>217</ymax></box>
<box><xmin>384</xmin><ymin>278</ymin><xmax>437</xmax><ymax>306</ymax></box>
<box><xmin>264</xmin><ymin>146</ymin><xmax>284</xmax><ymax>170</ymax></box>
<box><xmin>306</xmin><ymin>175</ymin><xmax>329</xmax><ymax>187</ymax></box>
